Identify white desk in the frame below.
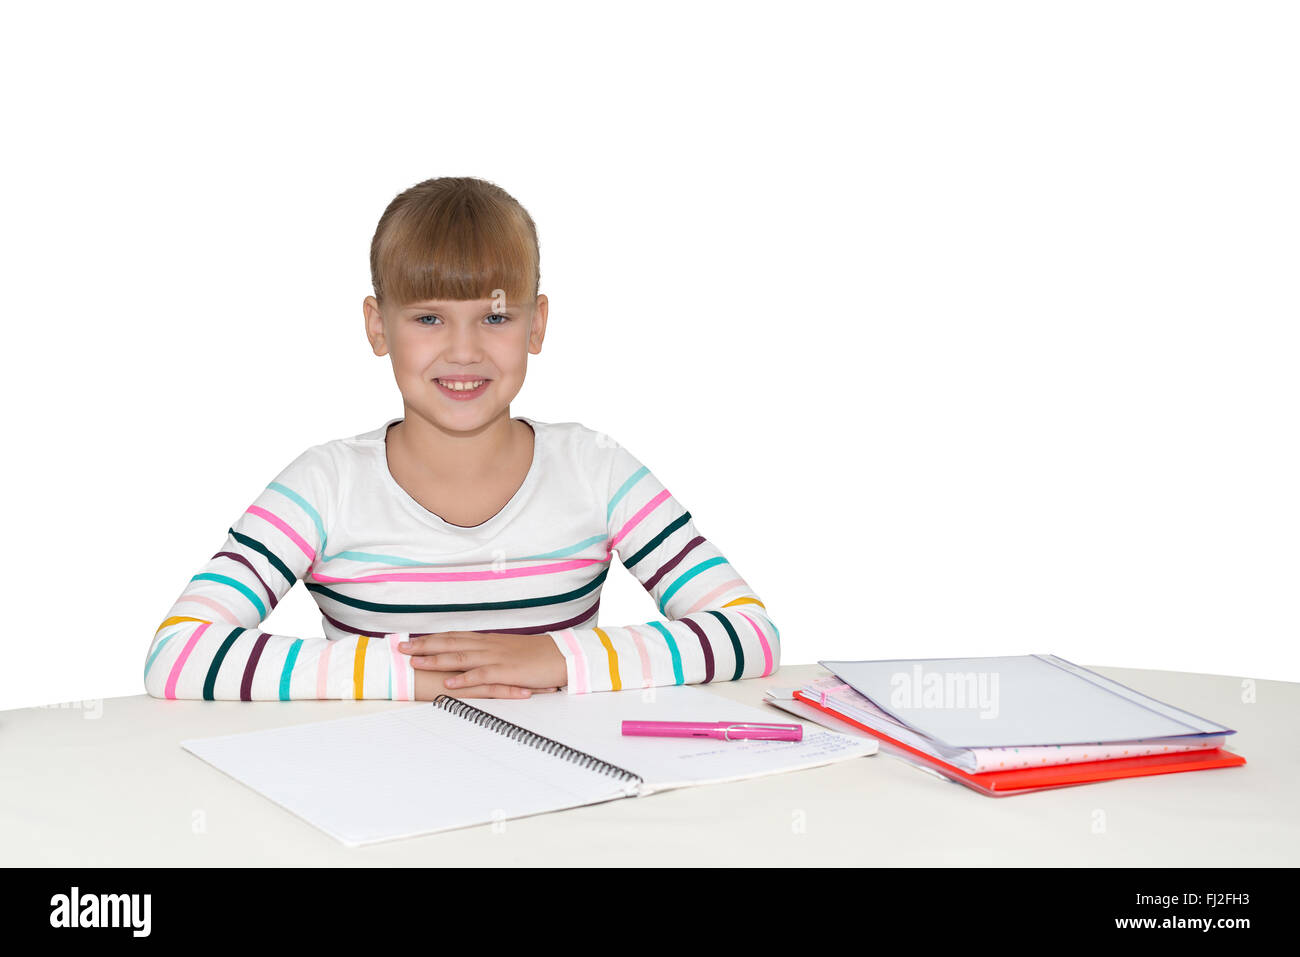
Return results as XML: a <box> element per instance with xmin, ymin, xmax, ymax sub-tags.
<box><xmin>2</xmin><ymin>663</ymin><xmax>1295</xmax><ymax>866</ymax></box>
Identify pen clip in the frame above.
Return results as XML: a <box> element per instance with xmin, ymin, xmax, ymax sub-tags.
<box><xmin>722</xmin><ymin>722</ymin><xmax>797</xmax><ymax>741</ymax></box>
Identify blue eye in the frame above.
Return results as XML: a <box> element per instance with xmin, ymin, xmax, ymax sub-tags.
<box><xmin>414</xmin><ymin>314</ymin><xmax>510</xmax><ymax>325</ymax></box>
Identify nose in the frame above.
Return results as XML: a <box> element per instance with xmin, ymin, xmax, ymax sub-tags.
<box><xmin>441</xmin><ymin>319</ymin><xmax>485</xmax><ymax>364</ymax></box>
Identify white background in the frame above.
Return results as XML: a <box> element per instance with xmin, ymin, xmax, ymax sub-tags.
<box><xmin>1</xmin><ymin>1</ymin><xmax>1296</xmax><ymax>711</ymax></box>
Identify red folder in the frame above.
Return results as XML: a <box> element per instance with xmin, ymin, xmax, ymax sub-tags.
<box><xmin>792</xmin><ymin>689</ymin><xmax>1247</xmax><ymax>796</ymax></box>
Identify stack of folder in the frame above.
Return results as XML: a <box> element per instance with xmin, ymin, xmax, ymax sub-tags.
<box><xmin>765</xmin><ymin>654</ymin><xmax>1246</xmax><ymax>795</ymax></box>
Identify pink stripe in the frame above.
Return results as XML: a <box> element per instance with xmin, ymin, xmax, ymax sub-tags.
<box><xmin>387</xmin><ymin>634</ymin><xmax>411</xmax><ymax>701</ymax></box>
<box><xmin>164</xmin><ymin>621</ymin><xmax>213</xmax><ymax>699</ymax></box>
<box><xmin>247</xmin><ymin>505</ymin><xmax>316</xmax><ymax>561</ymax></box>
<box><xmin>625</xmin><ymin>625</ymin><xmax>655</xmax><ymax>688</ymax></box>
<box><xmin>176</xmin><ymin>595</ymin><xmax>242</xmax><ymax>626</ymax></box>
<box><xmin>610</xmin><ymin>489</ymin><xmax>670</xmax><ymax>550</ymax></box>
<box><xmin>316</xmin><ymin>640</ymin><xmax>333</xmax><ymax>698</ymax></box>
<box><xmin>684</xmin><ymin>578</ymin><xmax>749</xmax><ymax>616</ymax></box>
<box><xmin>737</xmin><ymin>611</ymin><xmax>775</xmax><ymax>677</ymax></box>
<box><xmin>308</xmin><ymin>557</ymin><xmax>603</xmax><ymax>585</ymax></box>
<box><xmin>556</xmin><ymin>628</ymin><xmax>588</xmax><ymax>694</ymax></box>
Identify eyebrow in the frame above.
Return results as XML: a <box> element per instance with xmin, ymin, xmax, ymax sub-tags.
<box><xmin>405</xmin><ymin>303</ymin><xmax>518</xmax><ymax>313</ymax></box>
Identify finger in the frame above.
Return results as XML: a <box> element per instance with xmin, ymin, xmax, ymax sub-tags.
<box><xmin>410</xmin><ymin>648</ymin><xmax>482</xmax><ymax>670</ymax></box>
<box><xmin>445</xmin><ymin>666</ymin><xmax>500</xmax><ymax>689</ymax></box>
<box><xmin>399</xmin><ymin>632</ymin><xmax>476</xmax><ymax>655</ymax></box>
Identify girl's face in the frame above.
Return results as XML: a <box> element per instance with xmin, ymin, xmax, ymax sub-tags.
<box><xmin>364</xmin><ymin>293</ymin><xmax>547</xmax><ymax>432</ymax></box>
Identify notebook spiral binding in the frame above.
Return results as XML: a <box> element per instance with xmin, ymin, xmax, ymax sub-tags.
<box><xmin>433</xmin><ymin>694</ymin><xmax>645</xmax><ymax>788</ymax></box>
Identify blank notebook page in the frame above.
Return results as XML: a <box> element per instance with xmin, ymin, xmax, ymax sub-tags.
<box><xmin>181</xmin><ymin>704</ymin><xmax>634</xmax><ymax>847</ymax></box>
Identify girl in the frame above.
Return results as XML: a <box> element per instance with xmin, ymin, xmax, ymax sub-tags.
<box><xmin>144</xmin><ymin>176</ymin><xmax>779</xmax><ymax>701</ymax></box>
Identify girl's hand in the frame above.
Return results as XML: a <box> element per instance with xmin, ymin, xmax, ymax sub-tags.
<box><xmin>413</xmin><ymin>668</ymin><xmax>561</xmax><ymax>701</ymax></box>
<box><xmin>400</xmin><ymin>632</ymin><xmax>569</xmax><ymax>692</ymax></box>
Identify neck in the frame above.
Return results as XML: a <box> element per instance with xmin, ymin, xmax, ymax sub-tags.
<box><xmin>389</xmin><ymin>404</ymin><xmax>524</xmax><ymax>483</ymax></box>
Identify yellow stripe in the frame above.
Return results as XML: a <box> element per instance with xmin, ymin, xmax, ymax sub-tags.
<box><xmin>723</xmin><ymin>597</ymin><xmax>765</xmax><ymax>610</ymax></box>
<box><xmin>155</xmin><ymin>615</ymin><xmax>209</xmax><ymax>634</ymax></box>
<box><xmin>352</xmin><ymin>635</ymin><xmax>369</xmax><ymax>699</ymax></box>
<box><xmin>594</xmin><ymin>627</ymin><xmax>621</xmax><ymax>691</ymax></box>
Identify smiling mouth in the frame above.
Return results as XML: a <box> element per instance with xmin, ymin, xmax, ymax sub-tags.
<box><xmin>434</xmin><ymin>378</ymin><xmax>489</xmax><ymax>391</ymax></box>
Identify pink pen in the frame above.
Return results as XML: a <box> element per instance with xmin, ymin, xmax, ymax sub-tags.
<box><xmin>622</xmin><ymin>720</ymin><xmax>802</xmax><ymax>742</ymax></box>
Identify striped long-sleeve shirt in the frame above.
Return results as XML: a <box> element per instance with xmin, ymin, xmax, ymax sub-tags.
<box><xmin>144</xmin><ymin>416</ymin><xmax>779</xmax><ymax>700</ymax></box>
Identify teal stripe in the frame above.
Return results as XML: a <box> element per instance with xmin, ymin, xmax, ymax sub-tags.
<box><xmin>203</xmin><ymin>627</ymin><xmax>246</xmax><ymax>700</ymax></box>
<box><xmin>607</xmin><ymin>466</ymin><xmax>649</xmax><ymax>521</ymax></box>
<box><xmin>143</xmin><ymin>628</ymin><xmax>183</xmax><ymax>682</ymax></box>
<box><xmin>647</xmin><ymin>620</ymin><xmax>684</xmax><ymax>685</ymax></box>
<box><xmin>307</xmin><ymin>535</ymin><xmax>610</xmax><ymax>568</ymax></box>
<box><xmin>323</xmin><ymin>549</ymin><xmax>431</xmax><ymax>567</ymax></box>
<box><xmin>306</xmin><ymin>568</ymin><xmax>608</xmax><ymax>615</ymax></box>
<box><xmin>519</xmin><ymin>535</ymin><xmax>609</xmax><ymax>560</ymax></box>
<box><xmin>705</xmin><ymin>610</ymin><xmax>745</xmax><ymax>680</ymax></box>
<box><xmin>279</xmin><ymin>639</ymin><xmax>303</xmax><ymax>700</ymax></box>
<box><xmin>269</xmin><ymin>479</ymin><xmax>618</xmax><ymax>573</ymax></box>
<box><xmin>659</xmin><ymin>557</ymin><xmax>728</xmax><ymax>614</ymax></box>
<box><xmin>268</xmin><ymin>481</ymin><xmax>327</xmax><ymax>554</ymax></box>
<box><xmin>229</xmin><ymin>528</ymin><xmax>296</xmax><ymax>585</ymax></box>
<box><xmin>191</xmin><ymin>573</ymin><xmax>267</xmax><ymax>617</ymax></box>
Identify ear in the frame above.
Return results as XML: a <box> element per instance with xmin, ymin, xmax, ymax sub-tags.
<box><xmin>528</xmin><ymin>294</ymin><xmax>548</xmax><ymax>355</ymax></box>
<box><xmin>363</xmin><ymin>296</ymin><xmax>388</xmax><ymax>357</ymax></box>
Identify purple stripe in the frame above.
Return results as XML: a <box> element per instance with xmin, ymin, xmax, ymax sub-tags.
<box><xmin>681</xmin><ymin>615</ymin><xmax>714</xmax><ymax>682</ymax></box>
<box><xmin>240</xmin><ymin>632</ymin><xmax>272</xmax><ymax>700</ymax></box>
<box><xmin>485</xmin><ymin>600</ymin><xmax>601</xmax><ymax>635</ymax></box>
<box><xmin>644</xmin><ymin>536</ymin><xmax>704</xmax><ymax>591</ymax></box>
<box><xmin>318</xmin><ymin>599</ymin><xmax>602</xmax><ymax>639</ymax></box>
<box><xmin>319</xmin><ymin>611</ymin><xmax>391</xmax><ymax>637</ymax></box>
<box><xmin>214</xmin><ymin>551</ymin><xmax>278</xmax><ymax>610</ymax></box>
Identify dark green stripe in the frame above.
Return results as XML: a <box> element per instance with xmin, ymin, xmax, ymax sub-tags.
<box><xmin>623</xmin><ymin>511</ymin><xmax>691</xmax><ymax>569</ymax></box>
<box><xmin>305</xmin><ymin>567</ymin><xmax>609</xmax><ymax>615</ymax></box>
<box><xmin>203</xmin><ymin>627</ymin><xmax>246</xmax><ymax>700</ymax></box>
<box><xmin>705</xmin><ymin>609</ymin><xmax>745</xmax><ymax>680</ymax></box>
<box><xmin>230</xmin><ymin>528</ymin><xmax>295</xmax><ymax>585</ymax></box>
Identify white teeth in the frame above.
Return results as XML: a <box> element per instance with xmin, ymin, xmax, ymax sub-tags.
<box><xmin>438</xmin><ymin>379</ymin><xmax>485</xmax><ymax>391</ymax></box>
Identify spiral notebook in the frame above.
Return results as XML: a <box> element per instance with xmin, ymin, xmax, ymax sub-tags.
<box><xmin>180</xmin><ymin>684</ymin><xmax>875</xmax><ymax>847</ymax></box>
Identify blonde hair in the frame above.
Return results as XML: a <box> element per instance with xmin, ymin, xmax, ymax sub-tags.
<box><xmin>369</xmin><ymin>176</ymin><xmax>540</xmax><ymax>310</ymax></box>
